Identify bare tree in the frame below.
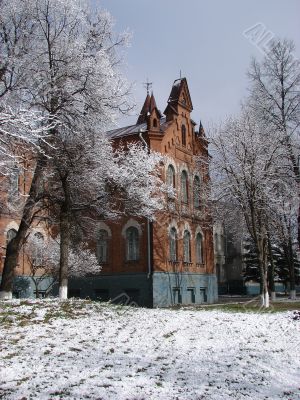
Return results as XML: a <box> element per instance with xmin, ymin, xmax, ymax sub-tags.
<box><xmin>211</xmin><ymin>106</ymin><xmax>295</xmax><ymax>307</ymax></box>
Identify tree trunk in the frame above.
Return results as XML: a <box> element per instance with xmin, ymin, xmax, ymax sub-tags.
<box><xmin>267</xmin><ymin>236</ymin><xmax>276</xmax><ymax>301</ymax></box>
<box><xmin>288</xmin><ymin>236</ymin><xmax>296</xmax><ymax>300</ymax></box>
<box><xmin>58</xmin><ymin>205</ymin><xmax>70</xmax><ymax>300</ymax></box>
<box><xmin>58</xmin><ymin>175</ymin><xmax>71</xmax><ymax>300</ymax></box>
<box><xmin>257</xmin><ymin>230</ymin><xmax>270</xmax><ymax>308</ymax></box>
<box><xmin>0</xmin><ymin>157</ymin><xmax>44</xmax><ymax>299</ymax></box>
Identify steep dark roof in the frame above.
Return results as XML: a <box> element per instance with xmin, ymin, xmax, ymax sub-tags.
<box><xmin>167</xmin><ymin>78</ymin><xmax>182</xmax><ymax>103</ymax></box>
<box><xmin>164</xmin><ymin>77</ymin><xmax>193</xmax><ymax>115</ymax></box>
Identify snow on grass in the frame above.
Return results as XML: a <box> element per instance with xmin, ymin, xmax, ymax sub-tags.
<box><xmin>0</xmin><ymin>299</ymin><xmax>299</xmax><ymax>400</ymax></box>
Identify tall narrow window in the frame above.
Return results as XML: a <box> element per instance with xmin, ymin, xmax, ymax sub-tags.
<box><xmin>193</xmin><ymin>176</ymin><xmax>201</xmax><ymax>208</ymax></box>
<box><xmin>33</xmin><ymin>232</ymin><xmax>44</xmax><ymax>266</ymax></box>
<box><xmin>196</xmin><ymin>232</ymin><xmax>203</xmax><ymax>264</ymax></box>
<box><xmin>97</xmin><ymin>229</ymin><xmax>109</xmax><ymax>263</ymax></box>
<box><xmin>6</xmin><ymin>229</ymin><xmax>17</xmax><ymax>245</ymax></box>
<box><xmin>126</xmin><ymin>227</ymin><xmax>139</xmax><ymax>261</ymax></box>
<box><xmin>9</xmin><ymin>166</ymin><xmax>19</xmax><ymax>201</ymax></box>
<box><xmin>181</xmin><ymin>125</ymin><xmax>186</xmax><ymax>146</ymax></box>
<box><xmin>181</xmin><ymin>171</ymin><xmax>188</xmax><ymax>203</ymax></box>
<box><xmin>183</xmin><ymin>230</ymin><xmax>191</xmax><ymax>263</ymax></box>
<box><xmin>169</xmin><ymin>227</ymin><xmax>177</xmax><ymax>261</ymax></box>
<box><xmin>167</xmin><ymin>165</ymin><xmax>175</xmax><ymax>188</ymax></box>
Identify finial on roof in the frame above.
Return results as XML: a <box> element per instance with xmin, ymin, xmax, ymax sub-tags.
<box><xmin>199</xmin><ymin>120</ymin><xmax>205</xmax><ymax>136</ymax></box>
<box><xmin>179</xmin><ymin>70</ymin><xmax>182</xmax><ymax>79</ymax></box>
<box><xmin>143</xmin><ymin>78</ymin><xmax>153</xmax><ymax>95</ymax></box>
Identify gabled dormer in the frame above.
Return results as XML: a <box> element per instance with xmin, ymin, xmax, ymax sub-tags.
<box><xmin>164</xmin><ymin>78</ymin><xmax>193</xmax><ymax>122</ymax></box>
<box><xmin>137</xmin><ymin>92</ymin><xmax>162</xmax><ymax>131</ymax></box>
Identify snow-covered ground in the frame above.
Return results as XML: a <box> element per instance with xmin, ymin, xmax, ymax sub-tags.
<box><xmin>0</xmin><ymin>300</ymin><xmax>299</xmax><ymax>400</ymax></box>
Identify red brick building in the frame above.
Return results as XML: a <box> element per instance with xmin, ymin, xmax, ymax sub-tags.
<box><xmin>70</xmin><ymin>77</ymin><xmax>217</xmax><ymax>306</ymax></box>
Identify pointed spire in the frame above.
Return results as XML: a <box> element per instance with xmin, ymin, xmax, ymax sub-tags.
<box><xmin>199</xmin><ymin>120</ymin><xmax>205</xmax><ymax>136</ymax></box>
<box><xmin>137</xmin><ymin>94</ymin><xmax>151</xmax><ymax>124</ymax></box>
<box><xmin>149</xmin><ymin>92</ymin><xmax>157</xmax><ymax>111</ymax></box>
<box><xmin>137</xmin><ymin>91</ymin><xmax>161</xmax><ymax>125</ymax></box>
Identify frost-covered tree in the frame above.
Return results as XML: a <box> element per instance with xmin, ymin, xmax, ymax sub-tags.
<box><xmin>248</xmin><ymin>39</ymin><xmax>300</xmax><ymax>245</ymax></box>
<box><xmin>211</xmin><ymin>106</ymin><xmax>295</xmax><ymax>307</ymax></box>
<box><xmin>0</xmin><ymin>0</ymin><xmax>54</xmax><ymax>176</ymax></box>
<box><xmin>24</xmin><ymin>232</ymin><xmax>100</xmax><ymax>298</ymax></box>
<box><xmin>248</xmin><ymin>39</ymin><xmax>300</xmax><ymax>171</ymax></box>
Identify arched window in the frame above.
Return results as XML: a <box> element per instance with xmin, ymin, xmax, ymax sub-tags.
<box><xmin>169</xmin><ymin>227</ymin><xmax>177</xmax><ymax>262</ymax></box>
<box><xmin>196</xmin><ymin>232</ymin><xmax>203</xmax><ymax>264</ymax></box>
<box><xmin>33</xmin><ymin>232</ymin><xmax>44</xmax><ymax>266</ymax></box>
<box><xmin>167</xmin><ymin>165</ymin><xmax>175</xmax><ymax>188</ymax></box>
<box><xmin>193</xmin><ymin>176</ymin><xmax>201</xmax><ymax>208</ymax></box>
<box><xmin>153</xmin><ymin>118</ymin><xmax>157</xmax><ymax>128</ymax></box>
<box><xmin>181</xmin><ymin>170</ymin><xmax>188</xmax><ymax>203</ymax></box>
<box><xmin>183</xmin><ymin>230</ymin><xmax>191</xmax><ymax>263</ymax></box>
<box><xmin>97</xmin><ymin>229</ymin><xmax>109</xmax><ymax>263</ymax></box>
<box><xmin>126</xmin><ymin>227</ymin><xmax>139</xmax><ymax>261</ymax></box>
<box><xmin>6</xmin><ymin>228</ymin><xmax>17</xmax><ymax>245</ymax></box>
<box><xmin>181</xmin><ymin>125</ymin><xmax>186</xmax><ymax>146</ymax></box>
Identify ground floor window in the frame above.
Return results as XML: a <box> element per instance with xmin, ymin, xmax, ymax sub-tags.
<box><xmin>173</xmin><ymin>287</ymin><xmax>182</xmax><ymax>304</ymax></box>
<box><xmin>200</xmin><ymin>287</ymin><xmax>207</xmax><ymax>303</ymax></box>
<box><xmin>187</xmin><ymin>287</ymin><xmax>196</xmax><ymax>303</ymax></box>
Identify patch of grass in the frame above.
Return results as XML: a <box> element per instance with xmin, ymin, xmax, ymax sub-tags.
<box><xmin>2</xmin><ymin>352</ymin><xmax>19</xmax><ymax>359</ymax></box>
<box><xmin>186</xmin><ymin>301</ymin><xmax>300</xmax><ymax>313</ymax></box>
<box><xmin>163</xmin><ymin>330</ymin><xmax>177</xmax><ymax>338</ymax></box>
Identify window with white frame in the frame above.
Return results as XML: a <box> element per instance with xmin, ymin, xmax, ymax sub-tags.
<box><xmin>9</xmin><ymin>166</ymin><xmax>19</xmax><ymax>201</ymax></box>
<box><xmin>169</xmin><ymin>227</ymin><xmax>177</xmax><ymax>262</ymax></box>
<box><xmin>196</xmin><ymin>232</ymin><xmax>203</xmax><ymax>264</ymax></box>
<box><xmin>181</xmin><ymin>170</ymin><xmax>188</xmax><ymax>203</ymax></box>
<box><xmin>183</xmin><ymin>230</ymin><xmax>191</xmax><ymax>263</ymax></box>
<box><xmin>126</xmin><ymin>227</ymin><xmax>139</xmax><ymax>261</ymax></box>
<box><xmin>167</xmin><ymin>164</ymin><xmax>176</xmax><ymax>188</ymax></box>
<box><xmin>97</xmin><ymin>229</ymin><xmax>109</xmax><ymax>263</ymax></box>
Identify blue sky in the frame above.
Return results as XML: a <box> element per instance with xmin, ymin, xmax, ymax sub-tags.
<box><xmin>98</xmin><ymin>0</ymin><xmax>300</xmax><ymax>129</ymax></box>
